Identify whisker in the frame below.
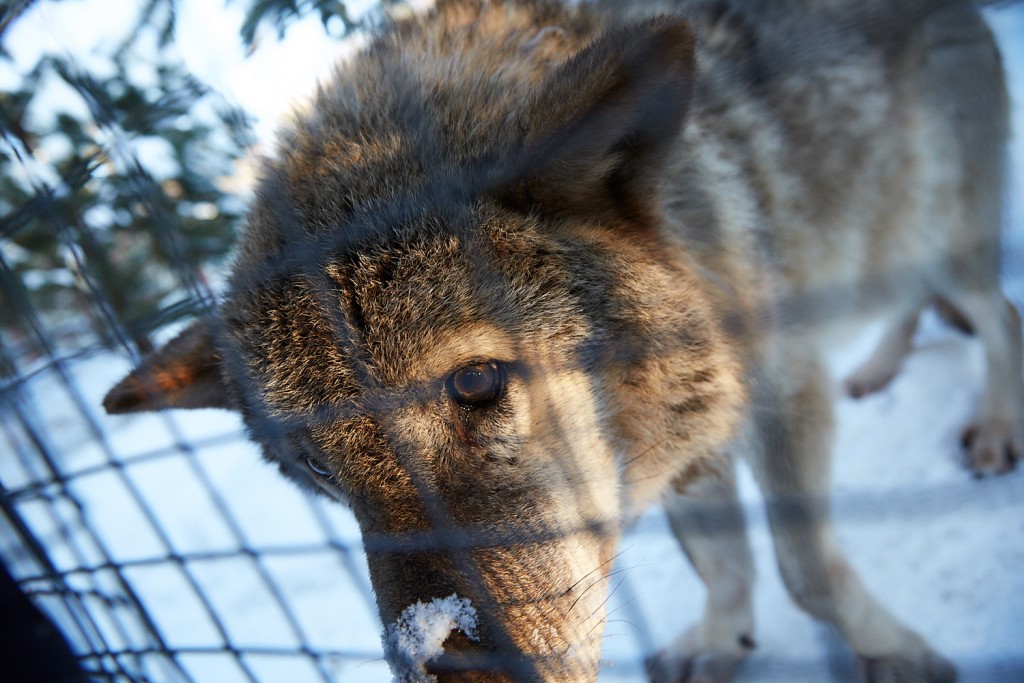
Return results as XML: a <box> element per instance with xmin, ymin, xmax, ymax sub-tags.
<box><xmin>587</xmin><ymin>573</ymin><xmax>629</xmax><ymax>636</ymax></box>
<box><xmin>563</xmin><ymin>546</ymin><xmax>629</xmax><ymax>598</ymax></box>
<box><xmin>620</xmin><ymin>435</ymin><xmax>673</xmax><ymax>469</ymax></box>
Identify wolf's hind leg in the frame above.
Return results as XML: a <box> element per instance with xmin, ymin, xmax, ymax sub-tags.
<box><xmin>647</xmin><ymin>460</ymin><xmax>755</xmax><ymax>683</ymax></box>
<box><xmin>750</xmin><ymin>353</ymin><xmax>955</xmax><ymax>683</ymax></box>
<box><xmin>941</xmin><ymin>290</ymin><xmax>1023</xmax><ymax>474</ymax></box>
<box><xmin>912</xmin><ymin>0</ymin><xmax>1022</xmax><ymax>474</ymax></box>
<box><xmin>845</xmin><ymin>308</ymin><xmax>922</xmax><ymax>398</ymax></box>
<box><xmin>843</xmin><ymin>296</ymin><xmax>979</xmax><ymax>400</ymax></box>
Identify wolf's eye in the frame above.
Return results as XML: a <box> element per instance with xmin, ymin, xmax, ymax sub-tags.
<box><xmin>446</xmin><ymin>361</ymin><xmax>506</xmax><ymax>408</ymax></box>
<box><xmin>305</xmin><ymin>456</ymin><xmax>332</xmax><ymax>478</ymax></box>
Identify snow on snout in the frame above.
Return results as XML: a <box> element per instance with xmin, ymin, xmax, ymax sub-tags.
<box><xmin>385</xmin><ymin>594</ymin><xmax>479</xmax><ymax>682</ymax></box>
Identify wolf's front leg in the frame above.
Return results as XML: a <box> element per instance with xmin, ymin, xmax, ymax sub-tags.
<box><xmin>750</xmin><ymin>353</ymin><xmax>955</xmax><ymax>683</ymax></box>
<box><xmin>647</xmin><ymin>460</ymin><xmax>756</xmax><ymax>683</ymax></box>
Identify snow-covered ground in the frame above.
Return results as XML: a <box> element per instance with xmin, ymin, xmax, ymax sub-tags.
<box><xmin>1</xmin><ymin>2</ymin><xmax>1022</xmax><ymax>683</ymax></box>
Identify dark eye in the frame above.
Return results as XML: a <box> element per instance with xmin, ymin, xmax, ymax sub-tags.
<box><xmin>305</xmin><ymin>456</ymin><xmax>332</xmax><ymax>478</ymax></box>
<box><xmin>446</xmin><ymin>361</ymin><xmax>506</xmax><ymax>408</ymax></box>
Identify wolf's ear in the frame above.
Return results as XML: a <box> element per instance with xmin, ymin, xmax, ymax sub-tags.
<box><xmin>103</xmin><ymin>318</ymin><xmax>234</xmax><ymax>413</ymax></box>
<box><xmin>498</xmin><ymin>17</ymin><xmax>697</xmax><ymax>225</ymax></box>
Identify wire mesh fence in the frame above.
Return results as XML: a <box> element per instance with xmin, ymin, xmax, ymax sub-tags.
<box><xmin>2</xmin><ymin>1</ymin><xmax>1024</xmax><ymax>682</ymax></box>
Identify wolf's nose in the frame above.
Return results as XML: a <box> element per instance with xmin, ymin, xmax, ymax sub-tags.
<box><xmin>425</xmin><ymin>629</ymin><xmax>518</xmax><ymax>682</ymax></box>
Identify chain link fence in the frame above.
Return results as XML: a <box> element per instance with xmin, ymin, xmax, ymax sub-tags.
<box><xmin>2</xmin><ymin>1</ymin><xmax>1024</xmax><ymax>682</ymax></box>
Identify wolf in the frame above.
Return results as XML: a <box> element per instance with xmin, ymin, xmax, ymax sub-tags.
<box><xmin>103</xmin><ymin>0</ymin><xmax>1021</xmax><ymax>680</ymax></box>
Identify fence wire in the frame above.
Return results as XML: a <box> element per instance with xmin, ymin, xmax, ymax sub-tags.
<box><xmin>2</xmin><ymin>2</ymin><xmax>1024</xmax><ymax>683</ymax></box>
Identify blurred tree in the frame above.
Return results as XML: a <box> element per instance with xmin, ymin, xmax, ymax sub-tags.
<box><xmin>0</xmin><ymin>0</ymin><xmax>396</xmax><ymax>359</ymax></box>
<box><xmin>0</xmin><ymin>6</ymin><xmax>255</xmax><ymax>354</ymax></box>
<box><xmin>237</xmin><ymin>0</ymin><xmax>413</xmax><ymax>47</ymax></box>
<box><xmin>241</xmin><ymin>0</ymin><xmax>358</xmax><ymax>46</ymax></box>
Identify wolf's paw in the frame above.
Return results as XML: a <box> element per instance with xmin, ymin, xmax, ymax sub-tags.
<box><xmin>857</xmin><ymin>651</ymin><xmax>957</xmax><ymax>683</ymax></box>
<box><xmin>646</xmin><ymin>630</ymin><xmax>754</xmax><ymax>683</ymax></box>
<box><xmin>844</xmin><ymin>366</ymin><xmax>898</xmax><ymax>399</ymax></box>
<box><xmin>961</xmin><ymin>420</ymin><xmax>1021</xmax><ymax>476</ymax></box>
<box><xmin>645</xmin><ymin>649</ymin><xmax>744</xmax><ymax>683</ymax></box>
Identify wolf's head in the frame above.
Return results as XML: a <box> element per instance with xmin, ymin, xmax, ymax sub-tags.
<box><xmin>105</xmin><ymin>2</ymin><xmax>745</xmax><ymax>679</ymax></box>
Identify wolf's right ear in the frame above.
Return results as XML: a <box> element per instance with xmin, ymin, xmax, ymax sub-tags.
<box><xmin>497</xmin><ymin>17</ymin><xmax>697</xmax><ymax>226</ymax></box>
<box><xmin>103</xmin><ymin>318</ymin><xmax>234</xmax><ymax>414</ymax></box>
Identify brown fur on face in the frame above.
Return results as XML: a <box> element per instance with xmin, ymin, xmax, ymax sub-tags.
<box><xmin>106</xmin><ymin>0</ymin><xmax>1020</xmax><ymax>680</ymax></box>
